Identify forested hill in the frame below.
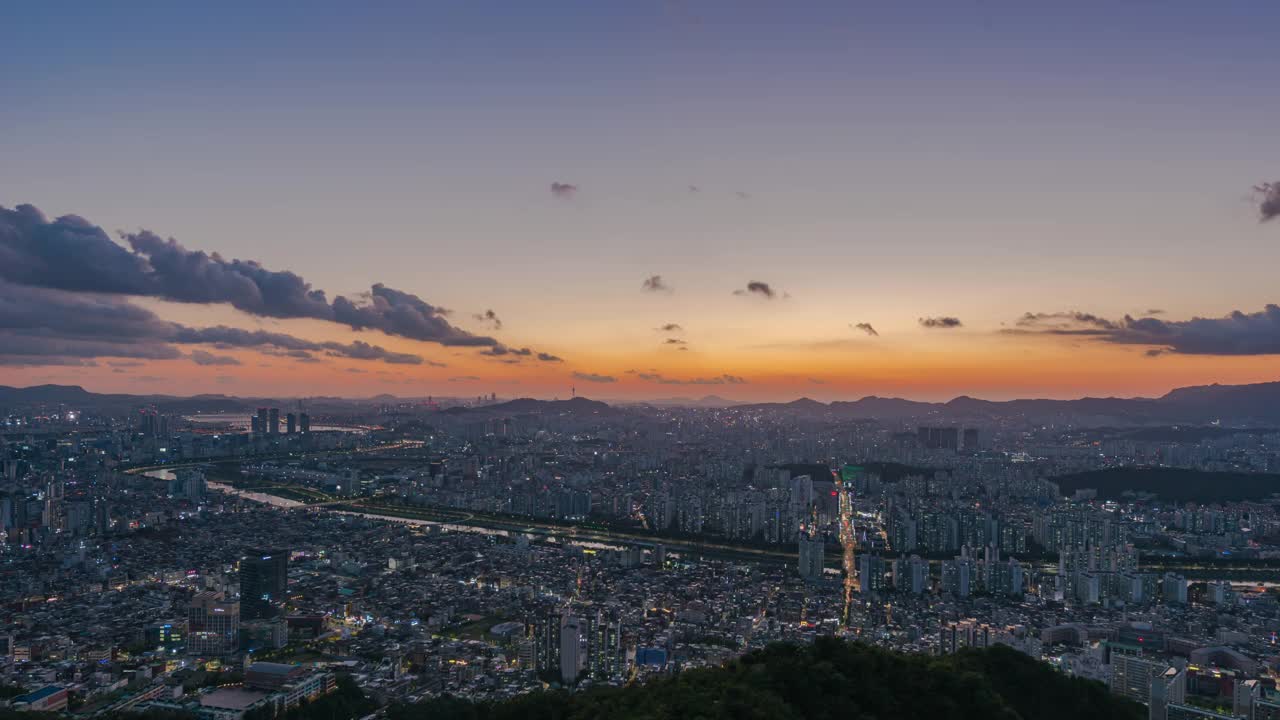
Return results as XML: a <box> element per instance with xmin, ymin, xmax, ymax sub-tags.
<box><xmin>387</xmin><ymin>639</ymin><xmax>1143</xmax><ymax>720</ymax></box>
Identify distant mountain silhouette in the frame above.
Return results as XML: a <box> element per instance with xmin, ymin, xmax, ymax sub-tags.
<box><xmin>5</xmin><ymin>380</ymin><xmax>1280</xmax><ymax>423</ymax></box>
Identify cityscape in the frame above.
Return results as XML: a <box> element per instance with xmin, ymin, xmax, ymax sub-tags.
<box><xmin>4</xmin><ymin>3</ymin><xmax>1280</xmax><ymax>720</ymax></box>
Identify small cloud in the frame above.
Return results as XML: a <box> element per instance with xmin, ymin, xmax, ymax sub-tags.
<box><xmin>537</xmin><ymin>352</ymin><xmax>564</xmax><ymax>363</ymax></box>
<box><xmin>808</xmin><ymin>377</ymin><xmax>826</xmax><ymax>385</ymax></box>
<box><xmin>1145</xmin><ymin>309</ymin><xmax>1165</xmax><ymax>316</ymax></box>
<box><xmin>472</xmin><ymin>309</ymin><xmax>502</xmax><ymax>330</ymax></box>
<box><xmin>189</xmin><ymin>350</ymin><xmax>241</xmax><ymax>366</ymax></box>
<box><xmin>664</xmin><ymin>338</ymin><xmax>687</xmax><ymax>345</ymax></box>
<box><xmin>642</xmin><ymin>275</ymin><xmax>672</xmax><ymax>294</ymax></box>
<box><xmin>572</xmin><ymin>371</ymin><xmax>617</xmax><ymax>383</ymax></box>
<box><xmin>919</xmin><ymin>316</ymin><xmax>963</xmax><ymax>329</ymax></box>
<box><xmin>688</xmin><ymin>185</ymin><xmax>701</xmax><ymax>193</ymax></box>
<box><xmin>657</xmin><ymin>323</ymin><xmax>683</xmax><ymax>332</ymax></box>
<box><xmin>734</xmin><ymin>191</ymin><xmax>751</xmax><ymax>200</ymax></box>
<box><xmin>449</xmin><ymin>375</ymin><xmax>482</xmax><ymax>382</ymax></box>
<box><xmin>132</xmin><ymin>375</ymin><xmax>164</xmax><ymax>383</ymax></box>
<box><xmin>1254</xmin><ymin>182</ymin><xmax>1280</xmax><ymax>222</ymax></box>
<box><xmin>733</xmin><ymin>281</ymin><xmax>778</xmax><ymax>299</ymax></box>
<box><xmin>550</xmin><ymin>181</ymin><xmax>578</xmax><ymax>199</ymax></box>
<box><xmin>346</xmin><ymin>367</ymin><xmax>367</xmax><ymax>374</ymax></box>
<box><xmin>851</xmin><ymin>322</ymin><xmax>878</xmax><ymax>336</ymax></box>
<box><xmin>480</xmin><ymin>345</ymin><xmax>533</xmax><ymax>358</ymax></box>
<box><xmin>108</xmin><ymin>360</ymin><xmax>145</xmax><ymax>368</ymax></box>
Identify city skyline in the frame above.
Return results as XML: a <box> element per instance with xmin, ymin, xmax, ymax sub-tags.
<box><xmin>4</xmin><ymin>2</ymin><xmax>1280</xmax><ymax>401</ymax></box>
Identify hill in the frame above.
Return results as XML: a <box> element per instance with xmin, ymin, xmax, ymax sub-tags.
<box><xmin>1051</xmin><ymin>467</ymin><xmax>1280</xmax><ymax>503</ymax></box>
<box><xmin>386</xmin><ymin>639</ymin><xmax>1141</xmax><ymax>720</ymax></box>
<box><xmin>8</xmin><ymin>379</ymin><xmax>1280</xmax><ymax>423</ymax></box>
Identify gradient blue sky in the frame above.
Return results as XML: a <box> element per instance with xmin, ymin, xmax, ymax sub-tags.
<box><xmin>3</xmin><ymin>2</ymin><xmax>1279</xmax><ymax>399</ymax></box>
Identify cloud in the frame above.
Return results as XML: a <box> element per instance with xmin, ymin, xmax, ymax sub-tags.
<box><xmin>631</xmin><ymin>371</ymin><xmax>746</xmax><ymax>385</ymax></box>
<box><xmin>550</xmin><ymin>182</ymin><xmax>578</xmax><ymax>199</ymax></box>
<box><xmin>536</xmin><ymin>352</ymin><xmax>564</xmax><ymax>363</ymax></box>
<box><xmin>172</xmin><ymin>326</ymin><xmax>431</xmax><ymax>365</ymax></box>
<box><xmin>108</xmin><ymin>360</ymin><xmax>145</xmax><ymax>368</ymax></box>
<box><xmin>733</xmin><ymin>281</ymin><xmax>777</xmax><ymax>299</ymax></box>
<box><xmin>657</xmin><ymin>323</ymin><xmax>683</xmax><ymax>332</ymax></box>
<box><xmin>0</xmin><ymin>279</ymin><xmax>444</xmax><ymax>369</ymax></box>
<box><xmin>664</xmin><ymin>338</ymin><xmax>687</xmax><ymax>345</ymax></box>
<box><xmin>1013</xmin><ymin>304</ymin><xmax>1280</xmax><ymax>355</ymax></box>
<box><xmin>1255</xmin><ymin>182</ymin><xmax>1280</xmax><ymax>222</ymax></box>
<box><xmin>572</xmin><ymin>371</ymin><xmax>616</xmax><ymax>383</ymax></box>
<box><xmin>688</xmin><ymin>185</ymin><xmax>701</xmax><ymax>193</ymax></box>
<box><xmin>472</xmin><ymin>309</ymin><xmax>502</xmax><ymax>329</ymax></box>
<box><xmin>0</xmin><ymin>356</ymin><xmax>98</xmax><ymax>367</ymax></box>
<box><xmin>0</xmin><ymin>204</ymin><xmax>500</xmax><ymax>349</ymax></box>
<box><xmin>1016</xmin><ymin>312</ymin><xmax>1116</xmax><ymax>330</ymax></box>
<box><xmin>1146</xmin><ymin>309</ymin><xmax>1165</xmax><ymax>316</ymax></box>
<box><xmin>346</xmin><ymin>367</ymin><xmax>367</xmax><ymax>374</ymax></box>
<box><xmin>480</xmin><ymin>345</ymin><xmax>535</xmax><ymax>359</ymax></box>
<box><xmin>449</xmin><ymin>375</ymin><xmax>482</xmax><ymax>382</ymax></box>
<box><xmin>735</xmin><ymin>191</ymin><xmax>751</xmax><ymax>200</ymax></box>
<box><xmin>851</xmin><ymin>322</ymin><xmax>878</xmax><ymax>336</ymax></box>
<box><xmin>189</xmin><ymin>350</ymin><xmax>241</xmax><ymax>366</ymax></box>
<box><xmin>919</xmin><ymin>316</ymin><xmax>963</xmax><ymax>329</ymax></box>
<box><xmin>808</xmin><ymin>377</ymin><xmax>826</xmax><ymax>385</ymax></box>
<box><xmin>642</xmin><ymin>275</ymin><xmax>672</xmax><ymax>294</ymax></box>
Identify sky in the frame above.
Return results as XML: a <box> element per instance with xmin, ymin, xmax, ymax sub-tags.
<box><xmin>2</xmin><ymin>1</ymin><xmax>1280</xmax><ymax>402</ymax></box>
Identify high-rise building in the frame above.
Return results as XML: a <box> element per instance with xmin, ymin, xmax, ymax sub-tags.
<box><xmin>559</xmin><ymin>615</ymin><xmax>583</xmax><ymax>685</ymax></box>
<box><xmin>256</xmin><ymin>408</ymin><xmax>269</xmax><ymax>437</ymax></box>
<box><xmin>268</xmin><ymin>408</ymin><xmax>280</xmax><ymax>436</ymax></box>
<box><xmin>240</xmin><ymin>550</ymin><xmax>289</xmax><ymax>620</ymax></box>
<box><xmin>858</xmin><ymin>553</ymin><xmax>888</xmax><ymax>594</ymax></box>
<box><xmin>187</xmin><ymin>591</ymin><xmax>240</xmax><ymax>656</ymax></box>
<box><xmin>798</xmin><ymin>534</ymin><xmax>825</xmax><ymax>581</ymax></box>
<box><xmin>299</xmin><ymin>413</ymin><xmax>310</xmax><ymax>433</ymax></box>
<box><xmin>286</xmin><ymin>413</ymin><xmax>296</xmax><ymax>435</ymax></box>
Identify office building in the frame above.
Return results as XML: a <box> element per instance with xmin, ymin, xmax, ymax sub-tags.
<box><xmin>241</xmin><ymin>549</ymin><xmax>289</xmax><ymax>620</ymax></box>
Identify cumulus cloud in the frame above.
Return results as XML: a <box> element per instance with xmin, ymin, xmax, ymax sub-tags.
<box><xmin>0</xmin><ymin>279</ymin><xmax>438</xmax><ymax>368</ymax></box>
<box><xmin>919</xmin><ymin>316</ymin><xmax>963</xmax><ymax>329</ymax></box>
<box><xmin>1013</xmin><ymin>305</ymin><xmax>1280</xmax><ymax>355</ymax></box>
<box><xmin>630</xmin><ymin>371</ymin><xmax>746</xmax><ymax>385</ymax></box>
<box><xmin>657</xmin><ymin>323</ymin><xmax>683</xmax><ymax>332</ymax></box>
<box><xmin>642</xmin><ymin>275</ymin><xmax>672</xmax><ymax>293</ymax></box>
<box><xmin>733</xmin><ymin>281</ymin><xmax>777</xmax><ymax>299</ymax></box>
<box><xmin>572</xmin><ymin>371</ymin><xmax>617</xmax><ymax>383</ymax></box>
<box><xmin>0</xmin><ymin>204</ymin><xmax>500</xmax><ymax>349</ymax></box>
<box><xmin>536</xmin><ymin>352</ymin><xmax>564</xmax><ymax>363</ymax></box>
<box><xmin>1255</xmin><ymin>182</ymin><xmax>1280</xmax><ymax>222</ymax></box>
<box><xmin>472</xmin><ymin>309</ymin><xmax>502</xmax><ymax>329</ymax></box>
<box><xmin>851</xmin><ymin>322</ymin><xmax>878</xmax><ymax>336</ymax></box>
<box><xmin>664</xmin><ymin>338</ymin><xmax>687</xmax><ymax>345</ymax></box>
<box><xmin>189</xmin><ymin>350</ymin><xmax>241</xmax><ymax>366</ymax></box>
<box><xmin>550</xmin><ymin>182</ymin><xmax>578</xmax><ymax>199</ymax></box>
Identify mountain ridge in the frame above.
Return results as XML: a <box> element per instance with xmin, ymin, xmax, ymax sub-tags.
<box><xmin>4</xmin><ymin>380</ymin><xmax>1280</xmax><ymax>422</ymax></box>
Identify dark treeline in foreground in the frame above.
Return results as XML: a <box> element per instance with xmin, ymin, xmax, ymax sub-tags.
<box><xmin>387</xmin><ymin>639</ymin><xmax>1142</xmax><ymax>720</ymax></box>
<box><xmin>0</xmin><ymin>641</ymin><xmax>1141</xmax><ymax>720</ymax></box>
